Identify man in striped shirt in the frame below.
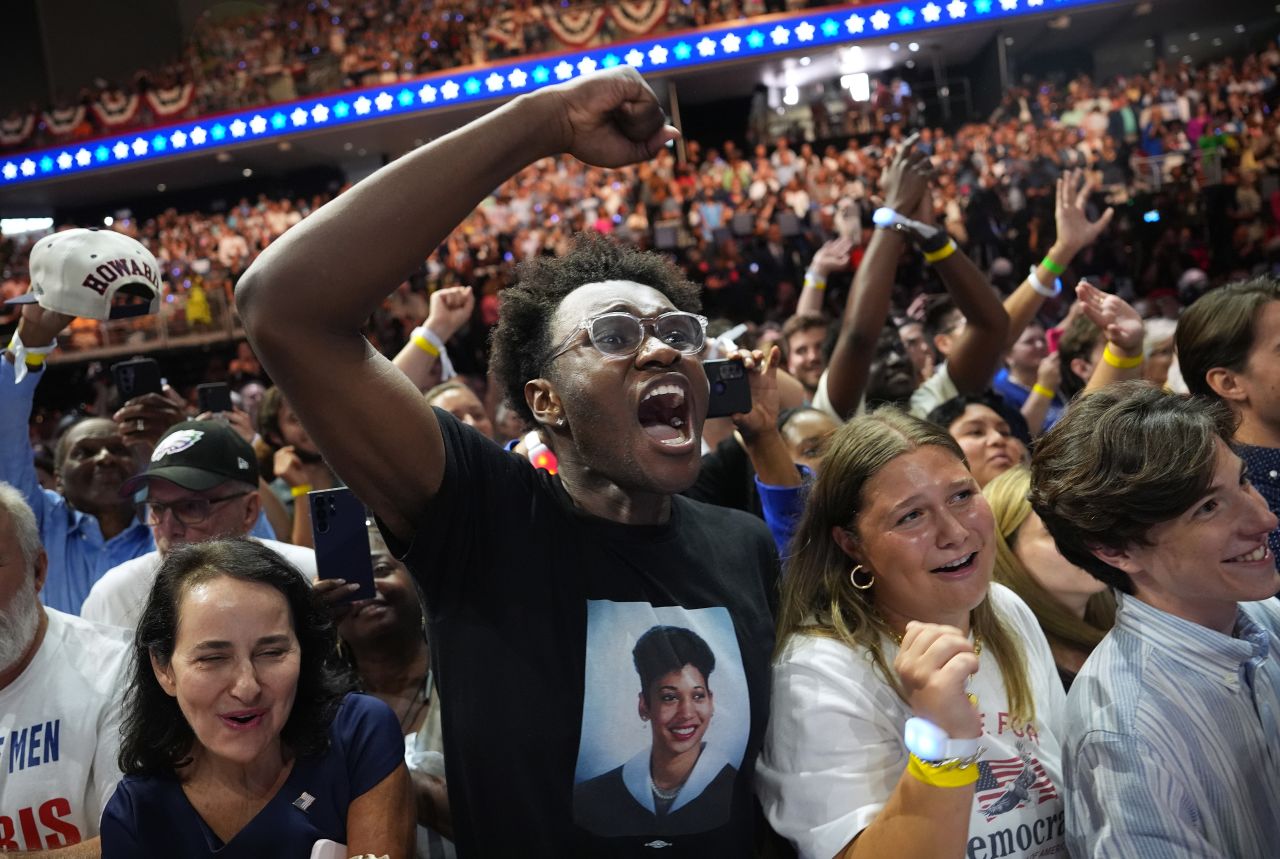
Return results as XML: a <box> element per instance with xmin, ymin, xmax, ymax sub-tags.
<box><xmin>1030</xmin><ymin>383</ymin><xmax>1280</xmax><ymax>858</ymax></box>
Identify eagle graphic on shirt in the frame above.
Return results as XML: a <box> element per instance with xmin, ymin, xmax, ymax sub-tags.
<box><xmin>976</xmin><ymin>741</ymin><xmax>1058</xmax><ymax>821</ymax></box>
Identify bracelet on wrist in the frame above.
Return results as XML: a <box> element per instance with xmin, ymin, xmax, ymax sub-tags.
<box><xmin>1102</xmin><ymin>344</ymin><xmax>1143</xmax><ymax>369</ymax></box>
<box><xmin>289</xmin><ymin>483</ymin><xmax>313</xmax><ymax>498</ymax></box>
<box><xmin>1027</xmin><ymin>266</ymin><xmax>1062</xmax><ymax>298</ymax></box>
<box><xmin>411</xmin><ymin>332</ymin><xmax>440</xmax><ymax>358</ymax></box>
<box><xmin>906</xmin><ymin>753</ymin><xmax>980</xmax><ymax>788</ymax></box>
<box><xmin>1032</xmin><ymin>383</ymin><xmax>1056</xmax><ymax>399</ymax></box>
<box><xmin>922</xmin><ymin>240</ymin><xmax>957</xmax><ymax>265</ymax></box>
<box><xmin>803</xmin><ymin>272</ymin><xmax>827</xmax><ymax>292</ymax></box>
<box><xmin>1040</xmin><ymin>255</ymin><xmax>1067</xmax><ymax>276</ymax></box>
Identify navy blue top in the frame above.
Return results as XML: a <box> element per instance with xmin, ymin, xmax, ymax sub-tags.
<box><xmin>992</xmin><ymin>367</ymin><xmax>1063</xmax><ymax>433</ymax></box>
<box><xmin>100</xmin><ymin>693</ymin><xmax>402</xmax><ymax>858</ymax></box>
<box><xmin>1238</xmin><ymin>443</ymin><xmax>1280</xmax><ymax>560</ymax></box>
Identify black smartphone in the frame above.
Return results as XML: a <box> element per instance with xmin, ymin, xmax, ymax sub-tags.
<box><xmin>704</xmin><ymin>358</ymin><xmax>752</xmax><ymax>419</ymax></box>
<box><xmin>197</xmin><ymin>382</ymin><xmax>233</xmax><ymax>414</ymax></box>
<box><xmin>111</xmin><ymin>358</ymin><xmax>163</xmax><ymax>405</ymax></box>
<box><xmin>309</xmin><ymin>487</ymin><xmax>377</xmax><ymax>601</ymax></box>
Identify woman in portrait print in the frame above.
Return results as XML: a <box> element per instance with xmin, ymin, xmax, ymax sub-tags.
<box><xmin>573</xmin><ymin>625</ymin><xmax>737</xmax><ymax>836</ymax></box>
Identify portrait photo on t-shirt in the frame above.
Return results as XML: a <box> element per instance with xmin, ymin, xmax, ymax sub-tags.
<box><xmin>572</xmin><ymin>600</ymin><xmax>748</xmax><ymax>838</ymax></box>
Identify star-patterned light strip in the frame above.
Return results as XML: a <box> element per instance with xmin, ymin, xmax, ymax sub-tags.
<box><xmin>1</xmin><ymin>0</ymin><xmax>1109</xmax><ymax>188</ymax></box>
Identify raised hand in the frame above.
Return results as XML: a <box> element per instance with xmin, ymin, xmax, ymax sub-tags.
<box><xmin>881</xmin><ymin>132</ymin><xmax>934</xmax><ymax>216</ymax></box>
<box><xmin>425</xmin><ymin>285</ymin><xmax>475</xmax><ymax>341</ymax></box>
<box><xmin>1076</xmin><ymin>280</ymin><xmax>1143</xmax><ymax>355</ymax></box>
<box><xmin>1054</xmin><ymin>169</ymin><xmax>1114</xmax><ymax>257</ymax></box>
<box><xmin>546</xmin><ymin>67</ymin><xmax>679</xmax><ymax>169</ymax></box>
<box><xmin>17</xmin><ymin>301</ymin><xmax>75</xmax><ymax>347</ymax></box>
<box><xmin>894</xmin><ymin>621</ymin><xmax>983</xmax><ymax>740</ymax></box>
<box><xmin>730</xmin><ymin>346</ymin><xmax>781</xmax><ymax>442</ymax></box>
<box><xmin>808</xmin><ymin>238</ymin><xmax>854</xmax><ymax>278</ymax></box>
<box><xmin>115</xmin><ymin>388</ymin><xmax>190</xmax><ymax>456</ymax></box>
<box><xmin>1035</xmin><ymin>353</ymin><xmax>1061</xmax><ymax>394</ymax></box>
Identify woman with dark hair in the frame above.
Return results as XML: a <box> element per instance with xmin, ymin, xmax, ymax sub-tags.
<box><xmin>758</xmin><ymin>409</ymin><xmax>1066</xmax><ymax>859</ymax></box>
<box><xmin>926</xmin><ymin>393</ymin><xmax>1030</xmax><ymax>488</ymax></box>
<box><xmin>573</xmin><ymin>625</ymin><xmax>738</xmax><ymax>836</ymax></box>
<box><xmin>101</xmin><ymin>538</ymin><xmax>414</xmax><ymax>858</ymax></box>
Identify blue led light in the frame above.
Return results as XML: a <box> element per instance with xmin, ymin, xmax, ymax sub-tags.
<box><xmin>0</xmin><ymin>0</ymin><xmax>1116</xmax><ymax>188</ymax></box>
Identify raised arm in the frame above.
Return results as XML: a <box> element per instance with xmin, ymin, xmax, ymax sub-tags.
<box><xmin>1076</xmin><ymin>281</ymin><xmax>1145</xmax><ymax>392</ymax></box>
<box><xmin>796</xmin><ymin>238</ymin><xmax>852</xmax><ymax>318</ymax></box>
<box><xmin>931</xmin><ymin>240</ymin><xmax>1009</xmax><ymax>395</ymax></box>
<box><xmin>235</xmin><ymin>69</ymin><xmax>676</xmax><ymax>540</ymax></box>
<box><xmin>392</xmin><ymin>285</ymin><xmax>475</xmax><ymax>392</ymax></box>
<box><xmin>823</xmin><ymin>139</ymin><xmax>933</xmax><ymax>419</ymax></box>
<box><xmin>1004</xmin><ymin>169</ymin><xmax>1114</xmax><ymax>349</ymax></box>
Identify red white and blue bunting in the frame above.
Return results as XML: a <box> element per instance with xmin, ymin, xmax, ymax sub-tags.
<box><xmin>41</xmin><ymin>105</ymin><xmax>86</xmax><ymax>137</ymax></box>
<box><xmin>91</xmin><ymin>91</ymin><xmax>141</xmax><ymax>127</ymax></box>
<box><xmin>544</xmin><ymin>5</ymin><xmax>606</xmax><ymax>46</ymax></box>
<box><xmin>0</xmin><ymin>114</ymin><xmax>35</xmax><ymax>148</ymax></box>
<box><xmin>611</xmin><ymin>0</ymin><xmax>670</xmax><ymax>35</ymax></box>
<box><xmin>145</xmin><ymin>84</ymin><xmax>194</xmax><ymax>118</ymax></box>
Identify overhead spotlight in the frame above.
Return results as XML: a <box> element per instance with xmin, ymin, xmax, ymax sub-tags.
<box><xmin>909</xmin><ymin>42</ymin><xmax>919</xmax><ymax>52</ymax></box>
<box><xmin>1188</xmin><ymin>32</ymin><xmax>1199</xmax><ymax>41</ymax></box>
<box><xmin>242</xmin><ymin>168</ymin><xmax>253</xmax><ymax>178</ymax></box>
<box><xmin>277</xmin><ymin>141</ymin><xmax>292</xmax><ymax>152</ymax></box>
<box><xmin>1212</xmin><ymin>36</ymin><xmax>1223</xmax><ymax>46</ymax></box>
<box><xmin>905</xmin><ymin>59</ymin><xmax>916</xmax><ymax>69</ymax></box>
<box><xmin>889</xmin><ymin>42</ymin><xmax>900</xmax><ymax>52</ymax></box>
<box><xmin>841</xmin><ymin>72</ymin><xmax>870</xmax><ymax>102</ymax></box>
<box><xmin>156</xmin><ymin>183</ymin><xmax>166</xmax><ymax>192</ymax></box>
<box><xmin>1234</xmin><ymin>23</ymin><xmax>1246</xmax><ymax>33</ymax></box>
<box><xmin>783</xmin><ymin>85</ymin><xmax>799</xmax><ymax>106</ymax></box>
<box><xmin>343</xmin><ymin>142</ymin><xmax>353</xmax><ymax>151</ymax></box>
<box><xmin>800</xmin><ymin>56</ymin><xmax>811</xmax><ymax>66</ymax></box>
<box><xmin>215</xmin><ymin>152</ymin><xmax>232</xmax><ymax>163</ymax></box>
<box><xmin>1145</xmin><ymin>38</ymin><xmax>1155</xmax><ymax>48</ymax></box>
<box><xmin>103</xmin><ymin>216</ymin><xmax>114</xmax><ymax>226</ymax></box>
<box><xmin>1005</xmin><ymin>36</ymin><xmax>1015</xmax><ymax>45</ymax></box>
<box><xmin>1047</xmin><ymin>15</ymin><xmax>1070</xmax><ymax>29</ymax></box>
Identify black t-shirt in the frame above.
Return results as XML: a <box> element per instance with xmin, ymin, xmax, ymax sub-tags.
<box><xmin>391</xmin><ymin>410</ymin><xmax>779</xmax><ymax>857</ymax></box>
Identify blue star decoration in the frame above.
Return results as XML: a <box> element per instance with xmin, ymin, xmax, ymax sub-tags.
<box><xmin>271</xmin><ymin>113</ymin><xmax>287</xmax><ymax>129</ymax></box>
<box><xmin>974</xmin><ymin>0</ymin><xmax>992</xmax><ymax>11</ymax></box>
<box><xmin>747</xmin><ymin>30</ymin><xmax>765</xmax><ymax>49</ymax></box>
<box><xmin>398</xmin><ymin>89</ymin><xmax>414</xmax><ymax>106</ymax></box>
<box><xmin>898</xmin><ymin>6</ymin><xmax>916</xmax><ymax>24</ymax></box>
<box><xmin>673</xmin><ymin>41</ymin><xmax>692</xmax><ymax>60</ymax></box>
<box><xmin>532</xmin><ymin>65</ymin><xmax>550</xmax><ymax>84</ymax></box>
<box><xmin>333</xmin><ymin>102</ymin><xmax>349</xmax><ymax>119</ymax></box>
<box><xmin>152</xmin><ymin>135</ymin><xmax>167</xmax><ymax>152</ymax></box>
<box><xmin>821</xmin><ymin>18</ymin><xmax>840</xmax><ymax>37</ymax></box>
<box><xmin>602</xmin><ymin>53</ymin><xmax>619</xmax><ymax>68</ymax></box>
<box><xmin>464</xmin><ymin>78</ymin><xmax>481</xmax><ymax>95</ymax></box>
<box><xmin>95</xmin><ymin>145</ymin><xmax>109</xmax><ymax>161</ymax></box>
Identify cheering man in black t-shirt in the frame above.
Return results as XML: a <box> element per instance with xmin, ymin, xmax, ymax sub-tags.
<box><xmin>236</xmin><ymin>68</ymin><xmax>780</xmax><ymax>857</ymax></box>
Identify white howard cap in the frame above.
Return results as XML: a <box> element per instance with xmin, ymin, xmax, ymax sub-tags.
<box><xmin>6</xmin><ymin>228</ymin><xmax>161</xmax><ymax>321</ymax></box>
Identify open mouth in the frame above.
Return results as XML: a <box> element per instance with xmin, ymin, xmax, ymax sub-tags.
<box><xmin>637</xmin><ymin>383</ymin><xmax>692</xmax><ymax>446</ymax></box>
<box><xmin>931</xmin><ymin>552</ymin><xmax>978</xmax><ymax>575</ymax></box>
<box><xmin>1226</xmin><ymin>544</ymin><xmax>1269</xmax><ymax>564</ymax></box>
<box><xmin>669</xmin><ymin>724</ymin><xmax>699</xmax><ymax>740</ymax></box>
<box><xmin>219</xmin><ymin>710</ymin><xmax>266</xmax><ymax>730</ymax></box>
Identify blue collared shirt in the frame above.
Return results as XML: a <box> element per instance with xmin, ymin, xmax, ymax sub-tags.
<box><xmin>1063</xmin><ymin>592</ymin><xmax>1280</xmax><ymax>858</ymax></box>
<box><xmin>1237</xmin><ymin>443</ymin><xmax>1280</xmax><ymax>560</ymax></box>
<box><xmin>1</xmin><ymin>360</ymin><xmax>156</xmax><ymax>614</ymax></box>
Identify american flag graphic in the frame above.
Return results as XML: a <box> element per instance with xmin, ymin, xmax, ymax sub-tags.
<box><xmin>975</xmin><ymin>754</ymin><xmax>1058</xmax><ymax>821</ymax></box>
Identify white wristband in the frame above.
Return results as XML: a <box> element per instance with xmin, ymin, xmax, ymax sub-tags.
<box><xmin>411</xmin><ymin>326</ymin><xmax>456</xmax><ymax>381</ymax></box>
<box><xmin>1027</xmin><ymin>266</ymin><xmax>1062</xmax><ymax>298</ymax></box>
<box><xmin>6</xmin><ymin>333</ymin><xmax>55</xmax><ymax>384</ymax></box>
<box><xmin>904</xmin><ymin>716</ymin><xmax>984</xmax><ymax>762</ymax></box>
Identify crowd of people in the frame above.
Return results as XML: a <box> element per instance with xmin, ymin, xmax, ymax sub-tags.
<box><xmin>1</xmin><ymin>0</ymin><xmax>820</xmax><ymax>153</ymax></box>
<box><xmin>2</xmin><ymin>23</ymin><xmax>1280</xmax><ymax>859</ymax></box>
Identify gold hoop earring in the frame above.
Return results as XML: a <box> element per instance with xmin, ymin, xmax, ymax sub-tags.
<box><xmin>849</xmin><ymin>564</ymin><xmax>874</xmax><ymax>590</ymax></box>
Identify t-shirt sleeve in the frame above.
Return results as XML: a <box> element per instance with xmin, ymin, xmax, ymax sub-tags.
<box><xmin>908</xmin><ymin>362</ymin><xmax>959</xmax><ymax>419</ymax></box>
<box><xmin>810</xmin><ymin>368</ymin><xmax>865</xmax><ymax>422</ymax></box>
<box><xmin>337</xmin><ymin>694</ymin><xmax>407</xmax><ymax>798</ymax></box>
<box><xmin>99</xmin><ymin>781</ymin><xmax>145</xmax><ymax>859</ymax></box>
<box><xmin>756</xmin><ymin>639</ymin><xmax>903</xmax><ymax>859</ymax></box>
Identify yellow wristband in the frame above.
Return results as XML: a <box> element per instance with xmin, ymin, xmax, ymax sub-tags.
<box><xmin>804</xmin><ymin>273</ymin><xmax>827</xmax><ymax>292</ymax></box>
<box><xmin>411</xmin><ymin>333</ymin><xmax>440</xmax><ymax>358</ymax></box>
<box><xmin>1032</xmin><ymin>383</ymin><xmax>1056</xmax><ymax>399</ymax></box>
<box><xmin>906</xmin><ymin>753</ymin><xmax>980</xmax><ymax>788</ymax></box>
<box><xmin>290</xmin><ymin>483</ymin><xmax>313</xmax><ymax>498</ymax></box>
<box><xmin>923</xmin><ymin>240</ymin><xmax>958</xmax><ymax>264</ymax></box>
<box><xmin>22</xmin><ymin>353</ymin><xmax>46</xmax><ymax>369</ymax></box>
<box><xmin>1102</xmin><ymin>344</ymin><xmax>1143</xmax><ymax>369</ymax></box>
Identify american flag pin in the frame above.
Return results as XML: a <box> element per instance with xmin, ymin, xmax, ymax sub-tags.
<box><xmin>293</xmin><ymin>792</ymin><xmax>316</xmax><ymax>812</ymax></box>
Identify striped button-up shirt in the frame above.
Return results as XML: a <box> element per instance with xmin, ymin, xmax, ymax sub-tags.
<box><xmin>1063</xmin><ymin>593</ymin><xmax>1280</xmax><ymax>858</ymax></box>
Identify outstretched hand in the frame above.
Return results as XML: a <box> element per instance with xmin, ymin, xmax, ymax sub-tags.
<box><xmin>17</xmin><ymin>301</ymin><xmax>75</xmax><ymax>347</ymax></box>
<box><xmin>1055</xmin><ymin>169</ymin><xmax>1114</xmax><ymax>256</ymax></box>
<box><xmin>548</xmin><ymin>67</ymin><xmax>679</xmax><ymax>169</ymax></box>
<box><xmin>1076</xmin><ymin>280</ymin><xmax>1143</xmax><ymax>354</ymax></box>
<box><xmin>808</xmin><ymin>238</ymin><xmax>853</xmax><ymax>278</ymax></box>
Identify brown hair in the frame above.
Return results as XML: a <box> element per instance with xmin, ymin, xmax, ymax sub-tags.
<box><xmin>1029</xmin><ymin>382</ymin><xmax>1236</xmax><ymax>594</ymax></box>
<box><xmin>984</xmin><ymin>467</ymin><xmax>1115</xmax><ymax>655</ymax></box>
<box><xmin>777</xmin><ymin>407</ymin><xmax>1036</xmax><ymax>727</ymax></box>
<box><xmin>1176</xmin><ymin>277</ymin><xmax>1280</xmax><ymax>400</ymax></box>
<box><xmin>780</xmin><ymin>312</ymin><xmax>828</xmax><ymax>355</ymax></box>
<box><xmin>1057</xmin><ymin>313</ymin><xmax>1102</xmax><ymax>400</ymax></box>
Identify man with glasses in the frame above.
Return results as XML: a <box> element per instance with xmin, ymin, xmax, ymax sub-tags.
<box><xmin>236</xmin><ymin>68</ymin><xmax>779</xmax><ymax>854</ymax></box>
<box><xmin>80</xmin><ymin>421</ymin><xmax>315</xmax><ymax>630</ymax></box>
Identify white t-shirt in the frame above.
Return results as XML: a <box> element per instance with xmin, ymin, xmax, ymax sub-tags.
<box><xmin>81</xmin><ymin>538</ymin><xmax>317</xmax><ymax>631</ymax></box>
<box><xmin>909</xmin><ymin>361</ymin><xmax>960</xmax><ymax>420</ymax></box>
<box><xmin>756</xmin><ymin>584</ymin><xmax>1067</xmax><ymax>859</ymax></box>
<box><xmin>0</xmin><ymin>609</ymin><xmax>129</xmax><ymax>850</ymax></box>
